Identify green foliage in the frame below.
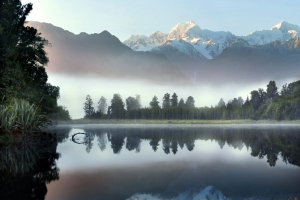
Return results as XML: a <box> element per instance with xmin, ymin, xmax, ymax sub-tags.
<box><xmin>0</xmin><ymin>99</ymin><xmax>50</xmax><ymax>134</ymax></box>
<box><xmin>47</xmin><ymin>105</ymin><xmax>71</xmax><ymax>121</ymax></box>
<box><xmin>110</xmin><ymin>94</ymin><xmax>125</xmax><ymax>119</ymax></box>
<box><xmin>0</xmin><ymin>0</ymin><xmax>61</xmax><ymax>115</ymax></box>
<box><xmin>150</xmin><ymin>95</ymin><xmax>160</xmax><ymax>108</ymax></box>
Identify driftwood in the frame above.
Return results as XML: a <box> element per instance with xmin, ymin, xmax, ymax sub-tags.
<box><xmin>71</xmin><ymin>133</ymin><xmax>87</xmax><ymax>144</ymax></box>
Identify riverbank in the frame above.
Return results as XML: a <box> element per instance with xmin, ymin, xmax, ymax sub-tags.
<box><xmin>54</xmin><ymin>119</ymin><xmax>300</xmax><ymax>125</ymax></box>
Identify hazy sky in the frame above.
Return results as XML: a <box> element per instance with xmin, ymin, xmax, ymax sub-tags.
<box><xmin>22</xmin><ymin>0</ymin><xmax>300</xmax><ymax>41</ymax></box>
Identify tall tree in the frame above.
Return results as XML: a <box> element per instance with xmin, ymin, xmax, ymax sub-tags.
<box><xmin>217</xmin><ymin>98</ymin><xmax>225</xmax><ymax>107</ymax></box>
<box><xmin>0</xmin><ymin>0</ymin><xmax>61</xmax><ymax>114</ymax></box>
<box><xmin>126</xmin><ymin>95</ymin><xmax>141</xmax><ymax>110</ymax></box>
<box><xmin>171</xmin><ymin>93</ymin><xmax>178</xmax><ymax>107</ymax></box>
<box><xmin>266</xmin><ymin>81</ymin><xmax>278</xmax><ymax>100</ymax></box>
<box><xmin>186</xmin><ymin>96</ymin><xmax>195</xmax><ymax>107</ymax></box>
<box><xmin>110</xmin><ymin>94</ymin><xmax>125</xmax><ymax>119</ymax></box>
<box><xmin>162</xmin><ymin>93</ymin><xmax>170</xmax><ymax>108</ymax></box>
<box><xmin>178</xmin><ymin>98</ymin><xmax>185</xmax><ymax>107</ymax></box>
<box><xmin>83</xmin><ymin>95</ymin><xmax>94</xmax><ymax>118</ymax></box>
<box><xmin>237</xmin><ymin>97</ymin><xmax>244</xmax><ymax>107</ymax></box>
<box><xmin>97</xmin><ymin>96</ymin><xmax>107</xmax><ymax>113</ymax></box>
<box><xmin>250</xmin><ymin>90</ymin><xmax>261</xmax><ymax>111</ymax></box>
<box><xmin>150</xmin><ymin>95</ymin><xmax>160</xmax><ymax>108</ymax></box>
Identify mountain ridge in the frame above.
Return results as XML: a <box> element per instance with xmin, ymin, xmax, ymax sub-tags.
<box><xmin>124</xmin><ymin>21</ymin><xmax>300</xmax><ymax>59</ymax></box>
<box><xmin>26</xmin><ymin>21</ymin><xmax>188</xmax><ymax>85</ymax></box>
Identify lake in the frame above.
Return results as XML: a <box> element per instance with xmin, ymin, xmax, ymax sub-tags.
<box><xmin>1</xmin><ymin>124</ymin><xmax>300</xmax><ymax>200</ymax></box>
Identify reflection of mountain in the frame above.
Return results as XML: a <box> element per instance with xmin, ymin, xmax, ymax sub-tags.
<box><xmin>66</xmin><ymin>126</ymin><xmax>300</xmax><ymax>167</ymax></box>
<box><xmin>127</xmin><ymin>186</ymin><xmax>227</xmax><ymax>200</ymax></box>
<box><xmin>0</xmin><ymin>135</ymin><xmax>60</xmax><ymax>199</ymax></box>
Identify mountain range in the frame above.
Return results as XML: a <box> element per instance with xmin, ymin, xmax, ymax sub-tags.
<box><xmin>124</xmin><ymin>21</ymin><xmax>300</xmax><ymax>84</ymax></box>
<box><xmin>27</xmin><ymin>21</ymin><xmax>300</xmax><ymax>85</ymax></box>
<box><xmin>27</xmin><ymin>21</ymin><xmax>187</xmax><ymax>85</ymax></box>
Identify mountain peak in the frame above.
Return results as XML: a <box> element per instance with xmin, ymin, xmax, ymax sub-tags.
<box><xmin>272</xmin><ymin>21</ymin><xmax>300</xmax><ymax>33</ymax></box>
<box><xmin>168</xmin><ymin>21</ymin><xmax>202</xmax><ymax>40</ymax></box>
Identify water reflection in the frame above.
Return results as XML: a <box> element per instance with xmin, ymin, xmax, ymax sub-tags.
<box><xmin>0</xmin><ymin>135</ymin><xmax>60</xmax><ymax>199</ymax></box>
<box><xmin>67</xmin><ymin>126</ymin><xmax>300</xmax><ymax>167</ymax></box>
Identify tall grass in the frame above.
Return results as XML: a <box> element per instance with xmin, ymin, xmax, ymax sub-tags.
<box><xmin>0</xmin><ymin>99</ymin><xmax>50</xmax><ymax>134</ymax></box>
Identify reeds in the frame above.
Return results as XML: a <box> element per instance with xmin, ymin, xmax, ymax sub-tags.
<box><xmin>0</xmin><ymin>99</ymin><xmax>50</xmax><ymax>134</ymax></box>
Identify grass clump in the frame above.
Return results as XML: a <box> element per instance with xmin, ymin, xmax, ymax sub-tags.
<box><xmin>0</xmin><ymin>99</ymin><xmax>50</xmax><ymax>135</ymax></box>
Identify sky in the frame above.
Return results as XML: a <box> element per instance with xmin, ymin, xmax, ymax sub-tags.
<box><xmin>22</xmin><ymin>0</ymin><xmax>300</xmax><ymax>41</ymax></box>
<box><xmin>20</xmin><ymin>0</ymin><xmax>300</xmax><ymax>119</ymax></box>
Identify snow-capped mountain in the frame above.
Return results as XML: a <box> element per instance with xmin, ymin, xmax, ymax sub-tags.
<box><xmin>123</xmin><ymin>31</ymin><xmax>167</xmax><ymax>51</ymax></box>
<box><xmin>240</xmin><ymin>21</ymin><xmax>300</xmax><ymax>45</ymax></box>
<box><xmin>124</xmin><ymin>21</ymin><xmax>300</xmax><ymax>59</ymax></box>
<box><xmin>124</xmin><ymin>21</ymin><xmax>236</xmax><ymax>59</ymax></box>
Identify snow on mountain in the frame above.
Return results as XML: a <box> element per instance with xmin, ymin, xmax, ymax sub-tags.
<box><xmin>167</xmin><ymin>21</ymin><xmax>202</xmax><ymax>40</ymax></box>
<box><xmin>126</xmin><ymin>186</ymin><xmax>228</xmax><ymax>200</ymax></box>
<box><xmin>123</xmin><ymin>21</ymin><xmax>300</xmax><ymax>59</ymax></box>
<box><xmin>240</xmin><ymin>21</ymin><xmax>300</xmax><ymax>45</ymax></box>
<box><xmin>123</xmin><ymin>31</ymin><xmax>167</xmax><ymax>51</ymax></box>
<box><xmin>152</xmin><ymin>39</ymin><xmax>205</xmax><ymax>59</ymax></box>
<box><xmin>124</xmin><ymin>21</ymin><xmax>237</xmax><ymax>59</ymax></box>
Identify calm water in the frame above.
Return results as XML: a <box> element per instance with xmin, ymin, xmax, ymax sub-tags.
<box><xmin>1</xmin><ymin>124</ymin><xmax>300</xmax><ymax>200</ymax></box>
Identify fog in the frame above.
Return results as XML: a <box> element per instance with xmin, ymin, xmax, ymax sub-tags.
<box><xmin>46</xmin><ymin>74</ymin><xmax>294</xmax><ymax>119</ymax></box>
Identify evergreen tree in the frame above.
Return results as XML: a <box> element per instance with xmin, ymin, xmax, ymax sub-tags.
<box><xmin>217</xmin><ymin>98</ymin><xmax>225</xmax><ymax>107</ymax></box>
<box><xmin>110</xmin><ymin>94</ymin><xmax>125</xmax><ymax>119</ymax></box>
<box><xmin>186</xmin><ymin>96</ymin><xmax>195</xmax><ymax>107</ymax></box>
<box><xmin>171</xmin><ymin>93</ymin><xmax>178</xmax><ymax>107</ymax></box>
<box><xmin>162</xmin><ymin>93</ymin><xmax>170</xmax><ymax>108</ymax></box>
<box><xmin>83</xmin><ymin>95</ymin><xmax>94</xmax><ymax>118</ymax></box>
<box><xmin>178</xmin><ymin>98</ymin><xmax>185</xmax><ymax>107</ymax></box>
<box><xmin>266</xmin><ymin>81</ymin><xmax>278</xmax><ymax>100</ymax></box>
<box><xmin>150</xmin><ymin>95</ymin><xmax>160</xmax><ymax>108</ymax></box>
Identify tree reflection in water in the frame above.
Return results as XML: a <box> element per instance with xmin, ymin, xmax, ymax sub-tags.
<box><xmin>73</xmin><ymin>126</ymin><xmax>300</xmax><ymax>167</ymax></box>
<box><xmin>0</xmin><ymin>134</ymin><xmax>60</xmax><ymax>199</ymax></box>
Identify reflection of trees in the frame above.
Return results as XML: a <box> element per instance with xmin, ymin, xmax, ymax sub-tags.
<box><xmin>171</xmin><ymin>141</ymin><xmax>178</xmax><ymax>155</ymax></box>
<box><xmin>108</xmin><ymin>132</ymin><xmax>126</xmax><ymax>154</ymax></box>
<box><xmin>97</xmin><ymin>133</ymin><xmax>107</xmax><ymax>151</ymax></box>
<box><xmin>126</xmin><ymin>136</ymin><xmax>141</xmax><ymax>152</ymax></box>
<box><xmin>162</xmin><ymin>139</ymin><xmax>171</xmax><ymax>154</ymax></box>
<box><xmin>0</xmin><ymin>135</ymin><xmax>60</xmax><ymax>199</ymax></box>
<box><xmin>149</xmin><ymin>139</ymin><xmax>160</xmax><ymax>152</ymax></box>
<box><xmin>78</xmin><ymin>127</ymin><xmax>300</xmax><ymax>167</ymax></box>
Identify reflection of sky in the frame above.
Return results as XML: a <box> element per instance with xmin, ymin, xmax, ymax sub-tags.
<box><xmin>47</xmin><ymin>125</ymin><xmax>300</xmax><ymax>200</ymax></box>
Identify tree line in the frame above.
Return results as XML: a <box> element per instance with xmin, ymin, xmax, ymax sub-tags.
<box><xmin>83</xmin><ymin>80</ymin><xmax>300</xmax><ymax>120</ymax></box>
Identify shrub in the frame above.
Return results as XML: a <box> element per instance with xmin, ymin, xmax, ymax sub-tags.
<box><xmin>0</xmin><ymin>99</ymin><xmax>50</xmax><ymax>134</ymax></box>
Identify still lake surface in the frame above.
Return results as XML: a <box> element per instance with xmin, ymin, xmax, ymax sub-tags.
<box><xmin>1</xmin><ymin>124</ymin><xmax>300</xmax><ymax>200</ymax></box>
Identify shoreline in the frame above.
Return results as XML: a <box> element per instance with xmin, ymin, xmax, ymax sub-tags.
<box><xmin>54</xmin><ymin>119</ymin><xmax>300</xmax><ymax>125</ymax></box>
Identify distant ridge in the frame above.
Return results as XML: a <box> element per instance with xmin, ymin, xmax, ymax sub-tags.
<box><xmin>26</xmin><ymin>21</ymin><xmax>188</xmax><ymax>85</ymax></box>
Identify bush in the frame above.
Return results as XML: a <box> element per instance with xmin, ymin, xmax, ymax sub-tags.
<box><xmin>0</xmin><ymin>99</ymin><xmax>50</xmax><ymax>134</ymax></box>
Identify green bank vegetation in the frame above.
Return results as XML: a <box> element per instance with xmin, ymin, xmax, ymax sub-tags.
<box><xmin>0</xmin><ymin>0</ymin><xmax>71</xmax><ymax>139</ymax></box>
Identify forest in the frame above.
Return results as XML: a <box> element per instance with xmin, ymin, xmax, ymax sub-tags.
<box><xmin>83</xmin><ymin>80</ymin><xmax>300</xmax><ymax>120</ymax></box>
<box><xmin>0</xmin><ymin>0</ymin><xmax>71</xmax><ymax>135</ymax></box>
